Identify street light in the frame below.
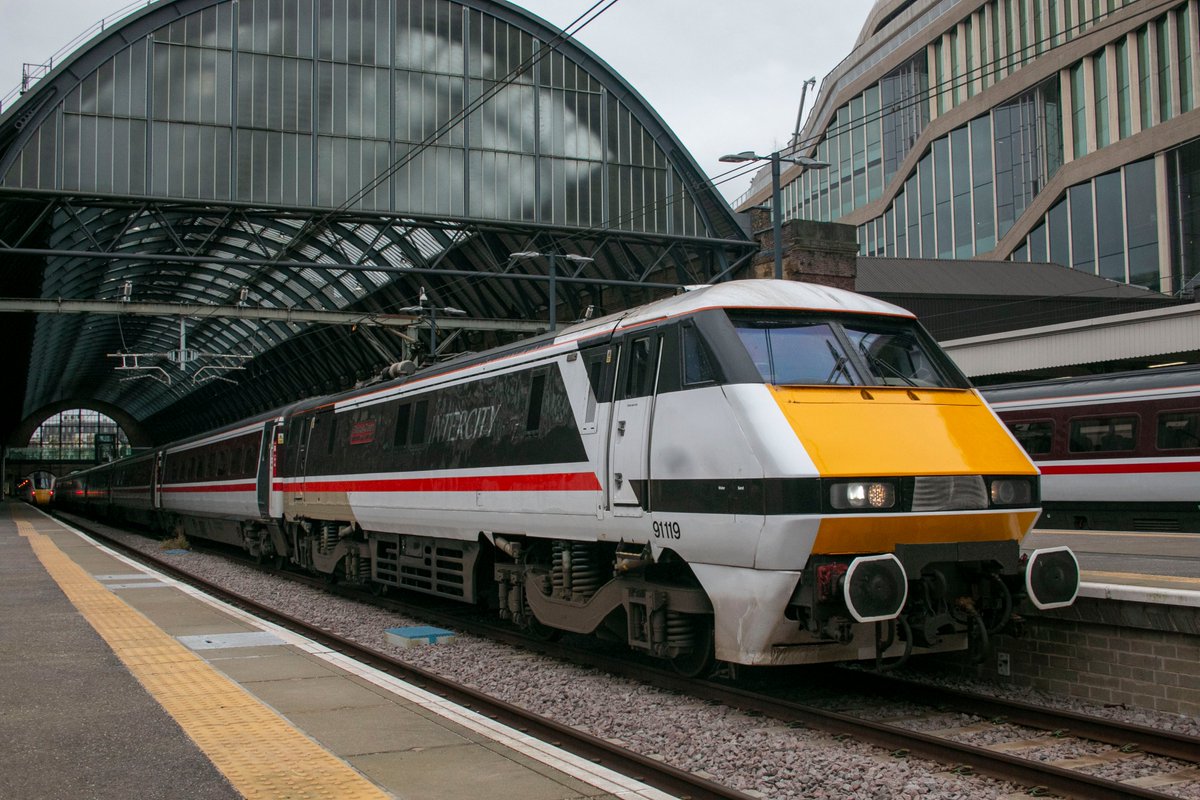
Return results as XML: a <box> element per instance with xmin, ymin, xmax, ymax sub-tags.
<box><xmin>509</xmin><ymin>251</ymin><xmax>595</xmax><ymax>332</ymax></box>
<box><xmin>398</xmin><ymin>287</ymin><xmax>466</xmax><ymax>359</ymax></box>
<box><xmin>720</xmin><ymin>149</ymin><xmax>829</xmax><ymax>280</ymax></box>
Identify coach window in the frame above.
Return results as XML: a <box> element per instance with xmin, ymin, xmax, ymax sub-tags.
<box><xmin>216</xmin><ymin>449</ymin><xmax>228</xmax><ymax>477</ymax></box>
<box><xmin>1158</xmin><ymin>412</ymin><xmax>1200</xmax><ymax>449</ymax></box>
<box><xmin>1008</xmin><ymin>420</ymin><xmax>1053</xmax><ymax>455</ymax></box>
<box><xmin>1069</xmin><ymin>416</ymin><xmax>1138</xmax><ymax>452</ymax></box>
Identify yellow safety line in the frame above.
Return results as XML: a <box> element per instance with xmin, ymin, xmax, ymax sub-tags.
<box><xmin>17</xmin><ymin>521</ymin><xmax>390</xmax><ymax>800</ymax></box>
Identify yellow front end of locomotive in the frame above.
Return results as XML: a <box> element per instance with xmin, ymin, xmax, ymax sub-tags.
<box><xmin>772</xmin><ymin>386</ymin><xmax>1039</xmax><ymax>554</ymax></box>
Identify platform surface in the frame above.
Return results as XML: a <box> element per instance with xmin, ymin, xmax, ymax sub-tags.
<box><xmin>1023</xmin><ymin>528</ymin><xmax>1200</xmax><ymax>605</ymax></box>
<box><xmin>0</xmin><ymin>501</ymin><xmax>672</xmax><ymax>800</ymax></box>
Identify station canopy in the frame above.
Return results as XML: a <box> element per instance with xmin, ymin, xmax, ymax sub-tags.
<box><xmin>0</xmin><ymin>0</ymin><xmax>752</xmax><ymax>446</ymax></box>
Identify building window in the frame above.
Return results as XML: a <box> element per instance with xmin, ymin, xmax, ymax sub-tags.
<box><xmin>1069</xmin><ymin>182</ymin><xmax>1095</xmax><ymax>273</ymax></box>
<box><xmin>1095</xmin><ymin>170</ymin><xmax>1125</xmax><ymax>280</ymax></box>
<box><xmin>1094</xmin><ymin>49</ymin><xmax>1110</xmax><ymax>149</ymax></box>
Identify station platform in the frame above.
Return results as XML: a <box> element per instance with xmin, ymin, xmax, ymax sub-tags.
<box><xmin>1023</xmin><ymin>528</ymin><xmax>1200</xmax><ymax>607</ymax></box>
<box><xmin>0</xmin><ymin>501</ymin><xmax>670</xmax><ymax>800</ymax></box>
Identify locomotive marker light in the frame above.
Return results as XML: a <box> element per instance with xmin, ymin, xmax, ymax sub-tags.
<box><xmin>1024</xmin><ymin>547</ymin><xmax>1080</xmax><ymax>610</ymax></box>
<box><xmin>842</xmin><ymin>553</ymin><xmax>908</xmax><ymax>623</ymax></box>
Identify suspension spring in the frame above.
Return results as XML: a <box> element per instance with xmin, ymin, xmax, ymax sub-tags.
<box><xmin>666</xmin><ymin>611</ymin><xmax>696</xmax><ymax>648</ymax></box>
<box><xmin>570</xmin><ymin>543</ymin><xmax>602</xmax><ymax>600</ymax></box>
<box><xmin>551</xmin><ymin>541</ymin><xmax>566</xmax><ymax>595</ymax></box>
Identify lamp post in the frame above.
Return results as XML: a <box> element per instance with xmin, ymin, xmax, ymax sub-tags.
<box><xmin>719</xmin><ymin>149</ymin><xmax>829</xmax><ymax>280</ymax></box>
<box><xmin>510</xmin><ymin>251</ymin><xmax>595</xmax><ymax>332</ymax></box>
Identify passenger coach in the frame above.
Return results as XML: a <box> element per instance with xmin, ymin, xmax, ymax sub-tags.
<box><xmin>986</xmin><ymin>365</ymin><xmax>1200</xmax><ymax>532</ymax></box>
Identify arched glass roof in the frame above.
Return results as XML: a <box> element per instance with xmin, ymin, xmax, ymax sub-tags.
<box><xmin>0</xmin><ymin>0</ymin><xmax>752</xmax><ymax>444</ymax></box>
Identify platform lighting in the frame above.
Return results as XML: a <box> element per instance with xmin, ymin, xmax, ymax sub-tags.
<box><xmin>719</xmin><ymin>150</ymin><xmax>829</xmax><ymax>280</ymax></box>
<box><xmin>509</xmin><ymin>251</ymin><xmax>595</xmax><ymax>332</ymax></box>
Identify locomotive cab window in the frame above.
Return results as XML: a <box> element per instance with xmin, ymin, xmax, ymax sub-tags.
<box><xmin>1158</xmin><ymin>412</ymin><xmax>1200</xmax><ymax>450</ymax></box>
<box><xmin>1069</xmin><ymin>416</ymin><xmax>1138</xmax><ymax>452</ymax></box>
<box><xmin>682</xmin><ymin>322</ymin><xmax>718</xmax><ymax>385</ymax></box>
<box><xmin>728</xmin><ymin>312</ymin><xmax>966</xmax><ymax>388</ymax></box>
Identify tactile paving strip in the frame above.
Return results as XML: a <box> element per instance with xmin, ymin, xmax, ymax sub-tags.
<box><xmin>18</xmin><ymin>521</ymin><xmax>390</xmax><ymax>800</ymax></box>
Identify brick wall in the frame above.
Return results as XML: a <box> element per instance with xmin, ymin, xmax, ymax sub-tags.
<box><xmin>932</xmin><ymin>596</ymin><xmax>1200</xmax><ymax>717</ymax></box>
<box><xmin>746</xmin><ymin>210</ymin><xmax>859</xmax><ymax>289</ymax></box>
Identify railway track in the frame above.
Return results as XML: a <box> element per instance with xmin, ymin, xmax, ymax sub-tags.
<box><xmin>70</xmin><ymin>513</ymin><xmax>1200</xmax><ymax>800</ymax></box>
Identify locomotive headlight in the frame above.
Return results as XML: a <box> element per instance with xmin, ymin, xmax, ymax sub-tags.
<box><xmin>830</xmin><ymin>481</ymin><xmax>896</xmax><ymax>510</ymax></box>
<box><xmin>989</xmin><ymin>478</ymin><xmax>1032</xmax><ymax>506</ymax></box>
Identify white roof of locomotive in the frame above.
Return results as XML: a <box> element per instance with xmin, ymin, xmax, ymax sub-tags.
<box><xmin>581</xmin><ymin>279</ymin><xmax>914</xmax><ymax>335</ymax></box>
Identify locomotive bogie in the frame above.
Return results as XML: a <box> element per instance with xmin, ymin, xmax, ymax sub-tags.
<box><xmin>52</xmin><ymin>279</ymin><xmax>1078</xmax><ymax>670</ymax></box>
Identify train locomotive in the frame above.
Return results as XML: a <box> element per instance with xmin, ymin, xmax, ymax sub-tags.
<box><xmin>16</xmin><ymin>472</ymin><xmax>54</xmax><ymax>506</ymax></box>
<box><xmin>985</xmin><ymin>365</ymin><xmax>1200</xmax><ymax>533</ymax></box>
<box><xmin>55</xmin><ymin>280</ymin><xmax>1079</xmax><ymax>672</ymax></box>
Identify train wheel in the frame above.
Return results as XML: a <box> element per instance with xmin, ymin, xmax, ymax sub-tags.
<box><xmin>525</xmin><ymin>616</ymin><xmax>563</xmax><ymax>642</ymax></box>
<box><xmin>669</xmin><ymin>619</ymin><xmax>715</xmax><ymax>678</ymax></box>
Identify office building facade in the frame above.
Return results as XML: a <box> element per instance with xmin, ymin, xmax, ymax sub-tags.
<box><xmin>740</xmin><ymin>0</ymin><xmax>1199</xmax><ymax>293</ymax></box>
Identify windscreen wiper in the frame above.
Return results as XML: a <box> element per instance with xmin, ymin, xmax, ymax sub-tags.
<box><xmin>825</xmin><ymin>339</ymin><xmax>852</xmax><ymax>384</ymax></box>
<box><xmin>858</xmin><ymin>340</ymin><xmax>917</xmax><ymax>387</ymax></box>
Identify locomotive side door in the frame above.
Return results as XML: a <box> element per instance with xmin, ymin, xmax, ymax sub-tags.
<box><xmin>608</xmin><ymin>333</ymin><xmax>661</xmax><ymax>517</ymax></box>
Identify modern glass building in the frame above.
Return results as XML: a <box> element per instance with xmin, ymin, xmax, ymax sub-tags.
<box><xmin>738</xmin><ymin>0</ymin><xmax>1200</xmax><ymax>294</ymax></box>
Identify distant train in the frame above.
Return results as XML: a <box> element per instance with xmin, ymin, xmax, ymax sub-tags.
<box><xmin>55</xmin><ymin>280</ymin><xmax>1078</xmax><ymax>673</ymax></box>
<box><xmin>985</xmin><ymin>365</ymin><xmax>1200</xmax><ymax>532</ymax></box>
<box><xmin>16</xmin><ymin>472</ymin><xmax>54</xmax><ymax>506</ymax></box>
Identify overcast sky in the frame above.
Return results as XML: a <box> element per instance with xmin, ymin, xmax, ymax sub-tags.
<box><xmin>0</xmin><ymin>0</ymin><xmax>876</xmax><ymax>202</ymax></box>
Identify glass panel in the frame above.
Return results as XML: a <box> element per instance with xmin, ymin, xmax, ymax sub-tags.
<box><xmin>1124</xmin><ymin>158</ymin><xmax>1158</xmax><ymax>288</ymax></box>
<box><xmin>970</xmin><ymin>116</ymin><xmax>995</xmax><ymax>252</ymax></box>
<box><xmin>1070</xmin><ymin>62</ymin><xmax>1087</xmax><ymax>157</ymax></box>
<box><xmin>918</xmin><ymin>153</ymin><xmax>934</xmax><ymax>255</ymax></box>
<box><xmin>1157</xmin><ymin>17</ymin><xmax>1173</xmax><ymax>122</ymax></box>
<box><xmin>1158</xmin><ymin>412</ymin><xmax>1200</xmax><ymax>449</ymax></box>
<box><xmin>1009</xmin><ymin>420</ymin><xmax>1054</xmax><ymax>455</ymax></box>
<box><xmin>1069</xmin><ymin>416</ymin><xmax>1137</xmax><ymax>452</ymax></box>
<box><xmin>1116</xmin><ymin>37</ymin><xmax>1132</xmax><ymax>139</ymax></box>
<box><xmin>1095</xmin><ymin>170</ymin><xmax>1125</xmax><ymax>280</ymax></box>
<box><xmin>1093</xmin><ymin>49</ymin><xmax>1110</xmax><ymax>148</ymax></box>
<box><xmin>1180</xmin><ymin>4</ymin><xmax>1194</xmax><ymax>113</ymax></box>
<box><xmin>951</xmin><ymin>127</ymin><xmax>972</xmax><ymax>257</ymax></box>
<box><xmin>1029</xmin><ymin>221</ymin><xmax>1048</xmax><ymax>261</ymax></box>
<box><xmin>1047</xmin><ymin>197</ymin><xmax>1070</xmax><ymax>266</ymax></box>
<box><xmin>1167</xmin><ymin>139</ymin><xmax>1200</xmax><ymax>292</ymax></box>
<box><xmin>934</xmin><ymin>137</ymin><xmax>952</xmax><ymax>257</ymax></box>
<box><xmin>1138</xmin><ymin>29</ymin><xmax>1153</xmax><ymax>130</ymax></box>
<box><xmin>1069</xmin><ymin>182</ymin><xmax>1095</xmax><ymax>273</ymax></box>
